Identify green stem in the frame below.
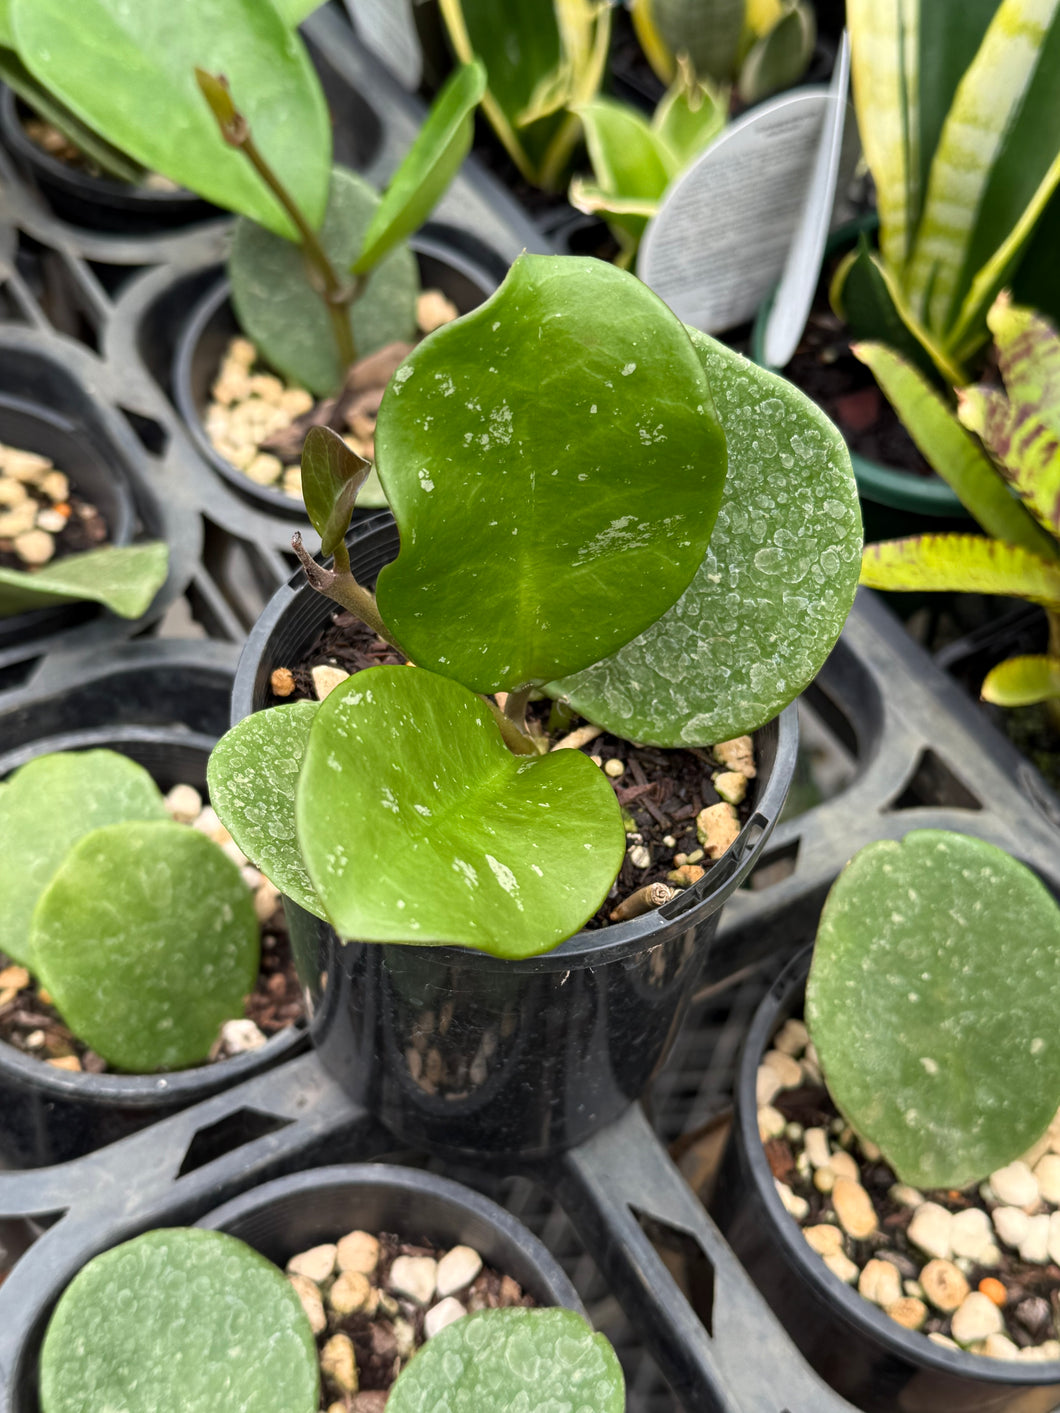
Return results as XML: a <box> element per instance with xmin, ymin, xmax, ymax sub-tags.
<box><xmin>486</xmin><ymin>700</ymin><xmax>538</xmax><ymax>755</ymax></box>
<box><xmin>503</xmin><ymin>683</ymin><xmax>535</xmax><ymax>732</ymax></box>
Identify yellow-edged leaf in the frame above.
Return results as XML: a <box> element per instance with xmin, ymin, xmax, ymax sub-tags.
<box><xmin>989</xmin><ymin>291</ymin><xmax>1060</xmax><ymax>432</ymax></box>
<box><xmin>630</xmin><ymin>0</ymin><xmax>676</xmax><ymax>83</ymax></box>
<box><xmin>981</xmin><ymin>652</ymin><xmax>1060</xmax><ymax>704</ymax></box>
<box><xmin>860</xmin><ymin>534</ymin><xmax>1060</xmax><ymax>610</ymax></box>
<box><xmin>958</xmin><ymin>385</ymin><xmax>1060</xmax><ymax>540</ymax></box>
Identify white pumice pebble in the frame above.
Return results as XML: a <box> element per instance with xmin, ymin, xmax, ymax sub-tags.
<box><xmin>424</xmin><ymin>1297</ymin><xmax>467</xmax><ymax>1338</ymax></box>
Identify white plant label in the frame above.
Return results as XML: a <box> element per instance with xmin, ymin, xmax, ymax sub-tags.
<box><xmin>344</xmin><ymin>0</ymin><xmax>422</xmax><ymax>90</ymax></box>
<box><xmin>639</xmin><ymin>89</ymin><xmax>860</xmax><ymax>335</ymax></box>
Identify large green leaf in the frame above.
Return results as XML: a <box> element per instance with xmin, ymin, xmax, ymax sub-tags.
<box><xmin>550</xmin><ymin>330</ymin><xmax>861</xmax><ymax>746</ymax></box>
<box><xmin>853</xmin><ymin>341</ymin><xmax>1057</xmax><ymax>557</ymax></box>
<box><xmin>10</xmin><ymin>0</ymin><xmax>330</xmax><ymax>239</ymax></box>
<box><xmin>374</xmin><ymin>254</ymin><xmax>727</xmax><ymax>694</ymax></box>
<box><xmin>229</xmin><ymin>166</ymin><xmax>418</xmax><ymax>396</ymax></box>
<box><xmin>387</xmin><ymin>1308</ymin><xmax>625</xmax><ymax>1412</ymax></box>
<box><xmin>207</xmin><ymin>701</ymin><xmax>326</xmax><ymax>921</ymax></box>
<box><xmin>860</xmin><ymin>533</ymin><xmax>1060</xmax><ymax>608</ymax></box>
<box><xmin>807</xmin><ymin>831</ymin><xmax>1060</xmax><ymax>1188</ymax></box>
<box><xmin>33</xmin><ymin>821</ymin><xmax>258</xmax><ymax>1071</ymax></box>
<box><xmin>0</xmin><ymin>543</ymin><xmax>169</xmax><ymax>620</ymax></box>
<box><xmin>0</xmin><ymin>750</ymin><xmax>166</xmax><ymax>969</ymax></box>
<box><xmin>39</xmin><ymin>1229</ymin><xmax>319</xmax><ymax>1413</ymax></box>
<box><xmin>982</xmin><ymin>652</ymin><xmax>1060</xmax><ymax>704</ymax></box>
<box><xmin>353</xmin><ymin>61</ymin><xmax>486</xmax><ymax>275</ymax></box>
<box><xmin>273</xmin><ymin>0</ymin><xmax>324</xmax><ymax>23</ymax></box>
<box><xmin>297</xmin><ymin>667</ymin><xmax>625</xmax><ymax>957</ymax></box>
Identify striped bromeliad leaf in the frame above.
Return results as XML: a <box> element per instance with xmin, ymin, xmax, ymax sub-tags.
<box><xmin>989</xmin><ymin>288</ymin><xmax>1060</xmax><ymax>417</ymax></box>
<box><xmin>860</xmin><ymin>534</ymin><xmax>1060</xmax><ymax>610</ymax></box>
<box><xmin>982</xmin><ymin>653</ymin><xmax>1060</xmax><ymax>705</ymax></box>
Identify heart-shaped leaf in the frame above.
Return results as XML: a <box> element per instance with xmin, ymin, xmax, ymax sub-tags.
<box><xmin>39</xmin><ymin>1228</ymin><xmax>319</xmax><ymax>1413</ymax></box>
<box><xmin>301</xmin><ymin>426</ymin><xmax>372</xmax><ymax>558</ymax></box>
<box><xmin>807</xmin><ymin>831</ymin><xmax>1060</xmax><ymax>1189</ymax></box>
<box><xmin>550</xmin><ymin>329</ymin><xmax>861</xmax><ymax>745</ymax></box>
<box><xmin>0</xmin><ymin>542</ymin><xmax>169</xmax><ymax>620</ymax></box>
<box><xmin>374</xmin><ymin>254</ymin><xmax>728</xmax><ymax>694</ymax></box>
<box><xmin>353</xmin><ymin>60</ymin><xmax>487</xmax><ymax>275</ymax></box>
<box><xmin>11</xmin><ymin>0</ymin><xmax>330</xmax><ymax>239</ymax></box>
<box><xmin>207</xmin><ymin>700</ymin><xmax>326</xmax><ymax>920</ymax></box>
<box><xmin>229</xmin><ymin>165</ymin><xmax>419</xmax><ymax>395</ymax></box>
<box><xmin>0</xmin><ymin>750</ymin><xmax>167</xmax><ymax>969</ymax></box>
<box><xmin>297</xmin><ymin>666</ymin><xmax>625</xmax><ymax>957</ymax></box>
<box><xmin>32</xmin><ymin>821</ymin><xmax>258</xmax><ymax>1071</ymax></box>
<box><xmin>387</xmin><ymin>1307</ymin><xmax>625</xmax><ymax>1412</ymax></box>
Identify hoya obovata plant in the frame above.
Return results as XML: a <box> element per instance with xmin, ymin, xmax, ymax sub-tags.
<box><xmin>209</xmin><ymin>253</ymin><xmax>863</xmax><ymax>959</ymax></box>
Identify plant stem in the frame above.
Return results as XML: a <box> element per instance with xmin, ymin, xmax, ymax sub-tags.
<box><xmin>486</xmin><ymin>700</ymin><xmax>538</xmax><ymax>755</ymax></box>
<box><xmin>503</xmin><ymin>683</ymin><xmax>535</xmax><ymax>732</ymax></box>
<box><xmin>292</xmin><ymin>533</ymin><xmax>392</xmax><ymax>644</ymax></box>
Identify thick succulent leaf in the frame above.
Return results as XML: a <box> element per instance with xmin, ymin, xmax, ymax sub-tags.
<box><xmin>737</xmin><ymin>3</ymin><xmax>815</xmax><ymax>105</ymax></box>
<box><xmin>650</xmin><ymin>0</ymin><xmax>746</xmax><ymax>84</ymax></box>
<box><xmin>0</xmin><ymin>543</ymin><xmax>169</xmax><ymax>620</ymax></box>
<box><xmin>807</xmin><ymin>831</ymin><xmax>1060</xmax><ymax>1188</ymax></box>
<box><xmin>0</xmin><ymin>750</ymin><xmax>166</xmax><ymax>969</ymax></box>
<box><xmin>32</xmin><ymin>821</ymin><xmax>259</xmax><ymax>1072</ymax></box>
<box><xmin>387</xmin><ymin>1308</ymin><xmax>625</xmax><ymax>1412</ymax></box>
<box><xmin>860</xmin><ymin>533</ymin><xmax>1060</xmax><ymax>609</ymax></box>
<box><xmin>229</xmin><ymin>166</ymin><xmax>418</xmax><ymax>396</ymax></box>
<box><xmin>301</xmin><ymin>426</ymin><xmax>372</xmax><ymax>557</ymax></box>
<box><xmin>990</xmin><ymin>292</ymin><xmax>1060</xmax><ymax>433</ymax></box>
<box><xmin>958</xmin><ymin>386</ymin><xmax>1060</xmax><ymax>541</ymax></box>
<box><xmin>374</xmin><ymin>254</ymin><xmax>727</xmax><ymax>694</ymax></box>
<box><xmin>651</xmin><ymin>62</ymin><xmax>727</xmax><ymax>166</ymax></box>
<box><xmin>550</xmin><ymin>330</ymin><xmax>861</xmax><ymax>746</ymax></box>
<box><xmin>982</xmin><ymin>652</ymin><xmax>1060</xmax><ymax>705</ymax></box>
<box><xmin>39</xmin><ymin>1229</ymin><xmax>319</xmax><ymax>1413</ymax></box>
<box><xmin>0</xmin><ymin>2</ymin><xmax>11</xmax><ymax>45</ymax></box>
<box><xmin>853</xmin><ymin>342</ymin><xmax>1057</xmax><ymax>558</ymax></box>
<box><xmin>10</xmin><ymin>0</ymin><xmax>330</xmax><ymax>239</ymax></box>
<box><xmin>207</xmin><ymin>701</ymin><xmax>325</xmax><ymax>920</ymax></box>
<box><xmin>297</xmin><ymin>667</ymin><xmax>625</xmax><ymax>957</ymax></box>
<box><xmin>353</xmin><ymin>61</ymin><xmax>486</xmax><ymax>275</ymax></box>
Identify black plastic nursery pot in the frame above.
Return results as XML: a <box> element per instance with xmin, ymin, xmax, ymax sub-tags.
<box><xmin>711</xmin><ymin>947</ymin><xmax>1060</xmax><ymax>1413</ymax></box>
<box><xmin>231</xmin><ymin>517</ymin><xmax>799</xmax><ymax>1162</ymax></box>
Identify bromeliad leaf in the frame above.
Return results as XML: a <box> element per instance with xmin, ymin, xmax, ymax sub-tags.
<box><xmin>989</xmin><ymin>291</ymin><xmax>1060</xmax><ymax>420</ymax></box>
<box><xmin>387</xmin><ymin>1308</ymin><xmax>625</xmax><ymax>1413</ymax></box>
<box><xmin>807</xmin><ymin>831</ymin><xmax>1060</xmax><ymax>1189</ymax></box>
<box><xmin>373</xmin><ymin>254</ymin><xmax>727</xmax><ymax>694</ymax></box>
<box><xmin>982</xmin><ymin>653</ymin><xmax>1060</xmax><ymax>705</ymax></box>
<box><xmin>296</xmin><ymin>667</ymin><xmax>625</xmax><ymax>957</ymax></box>
<box><xmin>860</xmin><ymin>534</ymin><xmax>1060</xmax><ymax>608</ymax></box>
<box><xmin>301</xmin><ymin>426</ymin><xmax>371</xmax><ymax>559</ymax></box>
<box><xmin>958</xmin><ymin>385</ymin><xmax>1060</xmax><ymax>539</ymax></box>
<box><xmin>0</xmin><ymin>543</ymin><xmax>169</xmax><ymax>620</ymax></box>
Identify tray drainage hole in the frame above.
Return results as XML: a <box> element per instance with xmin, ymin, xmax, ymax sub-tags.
<box><xmin>742</xmin><ymin>837</ymin><xmax>800</xmax><ymax>891</ymax></box>
<box><xmin>888</xmin><ymin>747</ymin><xmax>982</xmax><ymax>812</ymax></box>
<box><xmin>117</xmin><ymin>405</ymin><xmax>170</xmax><ymax>458</ymax></box>
<box><xmin>630</xmin><ymin>1207</ymin><xmax>715</xmax><ymax>1336</ymax></box>
<box><xmin>177</xmin><ymin>1108</ymin><xmax>294</xmax><ymax>1177</ymax></box>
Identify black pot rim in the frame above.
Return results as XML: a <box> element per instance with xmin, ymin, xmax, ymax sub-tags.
<box><xmin>737</xmin><ymin>945</ymin><xmax>1060</xmax><ymax>1386</ymax></box>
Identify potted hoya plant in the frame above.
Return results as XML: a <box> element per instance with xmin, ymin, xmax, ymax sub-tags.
<box><xmin>207</xmin><ymin>251</ymin><xmax>863</xmax><ymax>1159</ymax></box>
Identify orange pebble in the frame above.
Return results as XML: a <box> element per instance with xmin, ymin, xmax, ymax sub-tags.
<box><xmin>979</xmin><ymin>1277</ymin><xmax>1007</xmax><ymax>1306</ymax></box>
<box><xmin>52</xmin><ymin>503</ymin><xmax>72</xmax><ymax>518</ymax></box>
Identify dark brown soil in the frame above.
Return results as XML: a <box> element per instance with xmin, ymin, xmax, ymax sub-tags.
<box><xmin>0</xmin><ymin>490</ymin><xmax>108</xmax><ymax>574</ymax></box>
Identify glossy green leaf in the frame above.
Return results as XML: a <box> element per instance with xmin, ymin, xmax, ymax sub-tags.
<box><xmin>301</xmin><ymin>426</ymin><xmax>372</xmax><ymax>557</ymax></box>
<box><xmin>576</xmin><ymin>98</ymin><xmax>675</xmax><ymax>240</ymax></box>
<box><xmin>353</xmin><ymin>61</ymin><xmax>486</xmax><ymax>275</ymax></box>
<box><xmin>853</xmin><ymin>341</ymin><xmax>1057</xmax><ymax>557</ymax></box>
<box><xmin>861</xmin><ymin>533</ymin><xmax>1060</xmax><ymax>608</ymax></box>
<box><xmin>551</xmin><ymin>330</ymin><xmax>861</xmax><ymax>746</ymax></box>
<box><xmin>387</xmin><ymin>1308</ymin><xmax>625</xmax><ymax>1412</ymax></box>
<box><xmin>0</xmin><ymin>542</ymin><xmax>169</xmax><ymax>620</ymax></box>
<box><xmin>10</xmin><ymin>0</ymin><xmax>330</xmax><ymax>240</ymax></box>
<box><xmin>651</xmin><ymin>61</ymin><xmax>727</xmax><ymax>166</ymax></box>
<box><xmin>32</xmin><ymin>821</ymin><xmax>258</xmax><ymax>1071</ymax></box>
<box><xmin>0</xmin><ymin>750</ymin><xmax>166</xmax><ymax>969</ymax></box>
<box><xmin>982</xmin><ymin>652</ymin><xmax>1060</xmax><ymax>704</ymax></box>
<box><xmin>39</xmin><ymin>1229</ymin><xmax>319</xmax><ymax>1413</ymax></box>
<box><xmin>229</xmin><ymin>166</ymin><xmax>418</xmax><ymax>396</ymax></box>
<box><xmin>737</xmin><ymin>3</ymin><xmax>815</xmax><ymax>104</ymax></box>
<box><xmin>0</xmin><ymin>1</ymin><xmax>12</xmax><ymax>46</ymax></box>
<box><xmin>297</xmin><ymin>667</ymin><xmax>625</xmax><ymax>957</ymax></box>
<box><xmin>374</xmin><ymin>254</ymin><xmax>727</xmax><ymax>694</ymax></box>
<box><xmin>207</xmin><ymin>701</ymin><xmax>325</xmax><ymax>920</ymax></box>
<box><xmin>807</xmin><ymin>831</ymin><xmax>1060</xmax><ymax>1188</ymax></box>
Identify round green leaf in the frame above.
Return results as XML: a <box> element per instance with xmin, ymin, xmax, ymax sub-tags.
<box><xmin>32</xmin><ymin>821</ymin><xmax>259</xmax><ymax>1071</ymax></box>
<box><xmin>550</xmin><ymin>330</ymin><xmax>862</xmax><ymax>745</ymax></box>
<box><xmin>207</xmin><ymin>700</ymin><xmax>326</xmax><ymax>920</ymax></box>
<box><xmin>374</xmin><ymin>253</ymin><xmax>728</xmax><ymax>693</ymax></box>
<box><xmin>387</xmin><ymin>1307</ymin><xmax>625</xmax><ymax>1412</ymax></box>
<box><xmin>0</xmin><ymin>750</ymin><xmax>167</xmax><ymax>969</ymax></box>
<box><xmin>39</xmin><ymin>1228</ymin><xmax>319</xmax><ymax>1413</ymax></box>
<box><xmin>229</xmin><ymin>164</ymin><xmax>419</xmax><ymax>396</ymax></box>
<box><xmin>297</xmin><ymin>666</ymin><xmax>625</xmax><ymax>957</ymax></box>
<box><xmin>807</xmin><ymin>831</ymin><xmax>1060</xmax><ymax>1190</ymax></box>
<box><xmin>11</xmin><ymin>0</ymin><xmax>330</xmax><ymax>239</ymax></box>
<box><xmin>0</xmin><ymin>543</ymin><xmax>170</xmax><ymax>620</ymax></box>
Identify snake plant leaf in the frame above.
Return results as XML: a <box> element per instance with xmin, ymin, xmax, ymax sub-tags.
<box><xmin>807</xmin><ymin>831</ymin><xmax>1060</xmax><ymax>1189</ymax></box>
<box><xmin>301</xmin><ymin>426</ymin><xmax>372</xmax><ymax>558</ymax></box>
<box><xmin>652</xmin><ymin>61</ymin><xmax>727</xmax><ymax>166</ymax></box>
<box><xmin>353</xmin><ymin>61</ymin><xmax>486</xmax><ymax>275</ymax></box>
<box><xmin>737</xmin><ymin>3</ymin><xmax>816</xmax><ymax>105</ymax></box>
<box><xmin>229</xmin><ymin>165</ymin><xmax>418</xmax><ymax>396</ymax></box>
<box><xmin>374</xmin><ymin>254</ymin><xmax>727</xmax><ymax>694</ymax></box>
<box><xmin>830</xmin><ymin>239</ymin><xmax>939</xmax><ymax>381</ymax></box>
<box><xmin>207</xmin><ymin>701</ymin><xmax>325</xmax><ymax>920</ymax></box>
<box><xmin>297</xmin><ymin>667</ymin><xmax>625</xmax><ymax>957</ymax></box>
<box><xmin>39</xmin><ymin>1229</ymin><xmax>319</xmax><ymax>1413</ymax></box>
<box><xmin>989</xmin><ymin>292</ymin><xmax>1060</xmax><ymax>430</ymax></box>
<box><xmin>576</xmin><ymin>99</ymin><xmax>675</xmax><ymax>241</ymax></box>
<box><xmin>853</xmin><ymin>342</ymin><xmax>1057</xmax><ymax>558</ymax></box>
<box><xmin>647</xmin><ymin>0</ymin><xmax>746</xmax><ymax>86</ymax></box>
<box><xmin>10</xmin><ymin>0</ymin><xmax>330</xmax><ymax>240</ymax></box>
<box><xmin>982</xmin><ymin>653</ymin><xmax>1060</xmax><ymax>705</ymax></box>
<box><xmin>551</xmin><ymin>330</ymin><xmax>861</xmax><ymax>746</ymax></box>
<box><xmin>860</xmin><ymin>534</ymin><xmax>1060</xmax><ymax>609</ymax></box>
<box><xmin>387</xmin><ymin>1308</ymin><xmax>625</xmax><ymax>1413</ymax></box>
<box><xmin>0</xmin><ymin>542</ymin><xmax>169</xmax><ymax>620</ymax></box>
<box><xmin>32</xmin><ymin>821</ymin><xmax>259</xmax><ymax>1071</ymax></box>
<box><xmin>0</xmin><ymin>750</ymin><xmax>166</xmax><ymax>969</ymax></box>
<box><xmin>959</xmin><ymin>386</ymin><xmax>1060</xmax><ymax>540</ymax></box>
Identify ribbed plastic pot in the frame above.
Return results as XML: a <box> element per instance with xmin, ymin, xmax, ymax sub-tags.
<box><xmin>230</xmin><ymin>518</ymin><xmax>798</xmax><ymax>1160</ymax></box>
<box><xmin>712</xmin><ymin>948</ymin><xmax>1060</xmax><ymax>1413</ymax></box>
